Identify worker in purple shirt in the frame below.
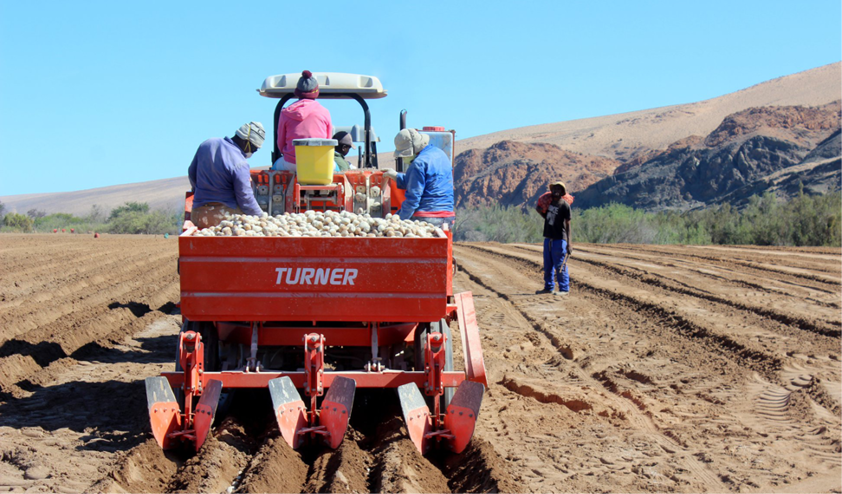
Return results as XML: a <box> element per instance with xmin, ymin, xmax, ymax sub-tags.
<box><xmin>188</xmin><ymin>122</ymin><xmax>265</xmax><ymax>228</ymax></box>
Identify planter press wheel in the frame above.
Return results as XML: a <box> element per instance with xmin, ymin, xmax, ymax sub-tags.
<box><xmin>414</xmin><ymin>318</ymin><xmax>454</xmax><ymax>409</ymax></box>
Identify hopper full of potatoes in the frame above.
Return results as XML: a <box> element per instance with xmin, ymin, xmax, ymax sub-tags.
<box><xmin>191</xmin><ymin>210</ymin><xmax>445</xmax><ymax>238</ymax></box>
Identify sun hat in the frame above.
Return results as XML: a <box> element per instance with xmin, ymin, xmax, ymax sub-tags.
<box><xmin>235</xmin><ymin>121</ymin><xmax>265</xmax><ymax>148</ymax></box>
<box><xmin>549</xmin><ymin>181</ymin><xmax>567</xmax><ymax>194</ymax></box>
<box><xmin>394</xmin><ymin>128</ymin><xmax>430</xmax><ymax>158</ymax></box>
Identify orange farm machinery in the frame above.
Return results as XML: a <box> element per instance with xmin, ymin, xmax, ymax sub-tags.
<box><xmin>145</xmin><ymin>73</ymin><xmax>487</xmax><ymax>456</ymax></box>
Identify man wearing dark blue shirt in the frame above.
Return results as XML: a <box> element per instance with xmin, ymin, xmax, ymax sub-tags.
<box><xmin>188</xmin><ymin>122</ymin><xmax>265</xmax><ymax>228</ymax></box>
<box><xmin>535</xmin><ymin>181</ymin><xmax>572</xmax><ymax>296</ymax></box>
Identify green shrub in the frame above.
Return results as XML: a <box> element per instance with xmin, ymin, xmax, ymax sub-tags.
<box><xmin>454</xmin><ymin>191</ymin><xmax>841</xmax><ymax>247</ymax></box>
<box><xmin>3</xmin><ymin>213</ymin><xmax>34</xmax><ymax>232</ymax></box>
<box><xmin>108</xmin><ymin>202</ymin><xmax>150</xmax><ymax>221</ymax></box>
<box><xmin>454</xmin><ymin>205</ymin><xmax>543</xmax><ymax>243</ymax></box>
<box><xmin>107</xmin><ymin>207</ymin><xmax>180</xmax><ymax>234</ymax></box>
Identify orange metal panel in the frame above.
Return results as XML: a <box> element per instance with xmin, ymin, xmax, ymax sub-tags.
<box><xmin>455</xmin><ymin>292</ymin><xmax>488</xmax><ymax>387</ymax></box>
<box><xmin>215</xmin><ymin>323</ymin><xmax>416</xmax><ymax>347</ymax></box>
<box><xmin>162</xmin><ymin>370</ymin><xmax>467</xmax><ymax>389</ymax></box>
<box><xmin>179</xmin><ymin>236</ymin><xmax>451</xmax><ymax>322</ymax></box>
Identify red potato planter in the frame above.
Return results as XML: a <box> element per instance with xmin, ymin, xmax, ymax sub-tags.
<box><xmin>146</xmin><ymin>71</ymin><xmax>485</xmax><ymax>455</ymax></box>
<box><xmin>148</xmin><ymin>226</ymin><xmax>487</xmax><ymax>454</ymax></box>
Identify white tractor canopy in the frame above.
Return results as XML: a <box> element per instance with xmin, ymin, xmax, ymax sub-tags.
<box><xmin>335</xmin><ymin>124</ymin><xmax>380</xmax><ymax>143</ymax></box>
<box><xmin>259</xmin><ymin>73</ymin><xmax>387</xmax><ymax>99</ymax></box>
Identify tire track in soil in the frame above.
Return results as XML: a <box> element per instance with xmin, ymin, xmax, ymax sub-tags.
<box><xmin>454</xmin><ymin>246</ymin><xmax>729</xmax><ymax>492</ymax></box>
<box><xmin>603</xmin><ymin>243</ymin><xmax>842</xmax><ymax>276</ymax></box>
<box><xmin>559</xmin><ymin>244</ymin><xmax>842</xmax><ymax>305</ymax></box>
<box><xmin>457</xmin><ymin>246</ymin><xmax>840</xmax><ymax>492</ymax></box>
<box><xmin>581</xmin><ymin>243</ymin><xmax>842</xmax><ymax>282</ymax></box>
<box><xmin>498</xmin><ymin>243</ymin><xmax>842</xmax><ymax>416</ymax></box>
<box><xmin>514</xmin><ymin>244</ymin><xmax>841</xmax><ymax>338</ymax></box>
<box><xmin>462</xmin><ymin>243</ymin><xmax>786</xmax><ymax>378</ymax></box>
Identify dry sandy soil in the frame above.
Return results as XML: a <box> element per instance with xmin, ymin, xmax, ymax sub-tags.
<box><xmin>0</xmin><ymin>234</ymin><xmax>839</xmax><ymax>493</ymax></box>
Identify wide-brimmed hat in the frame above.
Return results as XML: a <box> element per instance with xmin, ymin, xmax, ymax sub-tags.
<box><xmin>549</xmin><ymin>181</ymin><xmax>567</xmax><ymax>193</ymax></box>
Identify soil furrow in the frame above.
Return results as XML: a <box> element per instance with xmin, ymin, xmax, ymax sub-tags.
<box><xmin>460</xmin><ymin>244</ymin><xmax>784</xmax><ymax>376</ymax></box>
<box><xmin>515</xmin><ymin>244</ymin><xmax>841</xmax><ymax>335</ymax></box>
<box><xmin>1</xmin><ymin>234</ymin><xmax>838</xmax><ymax>494</ymax></box>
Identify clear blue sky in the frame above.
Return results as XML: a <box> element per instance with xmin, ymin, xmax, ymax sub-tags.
<box><xmin>1</xmin><ymin>0</ymin><xmax>839</xmax><ymax>196</ymax></box>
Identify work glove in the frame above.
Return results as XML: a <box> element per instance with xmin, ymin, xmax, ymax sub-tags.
<box><xmin>382</xmin><ymin>168</ymin><xmax>398</xmax><ymax>180</ymax></box>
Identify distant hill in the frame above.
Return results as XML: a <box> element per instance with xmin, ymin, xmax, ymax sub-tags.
<box><xmin>1</xmin><ymin>63</ymin><xmax>839</xmax><ymax>216</ymax></box>
<box><xmin>455</xmin><ymin>62</ymin><xmax>841</xmax><ymax>162</ymax></box>
<box><xmin>574</xmin><ymin>102</ymin><xmax>840</xmax><ymax>211</ymax></box>
<box><xmin>1</xmin><ymin>176</ymin><xmax>191</xmax><ymax>217</ymax></box>
<box><xmin>453</xmin><ymin>141</ymin><xmax>619</xmax><ymax>210</ymax></box>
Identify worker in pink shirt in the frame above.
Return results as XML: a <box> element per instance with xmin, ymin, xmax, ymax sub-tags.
<box><xmin>273</xmin><ymin>70</ymin><xmax>332</xmax><ymax>171</ymax></box>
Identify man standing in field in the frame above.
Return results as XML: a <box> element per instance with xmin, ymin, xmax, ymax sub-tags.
<box><xmin>535</xmin><ymin>181</ymin><xmax>572</xmax><ymax>296</ymax></box>
<box><xmin>188</xmin><ymin>122</ymin><xmax>265</xmax><ymax>228</ymax></box>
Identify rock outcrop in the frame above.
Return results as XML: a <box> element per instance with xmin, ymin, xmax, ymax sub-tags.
<box><xmin>453</xmin><ymin>141</ymin><xmax>619</xmax><ymax>209</ymax></box>
<box><xmin>574</xmin><ymin>102</ymin><xmax>841</xmax><ymax>211</ymax></box>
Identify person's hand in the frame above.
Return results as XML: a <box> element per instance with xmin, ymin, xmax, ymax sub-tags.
<box><xmin>382</xmin><ymin>168</ymin><xmax>398</xmax><ymax>180</ymax></box>
<box><xmin>566</xmin><ymin>244</ymin><xmax>572</xmax><ymax>255</ymax></box>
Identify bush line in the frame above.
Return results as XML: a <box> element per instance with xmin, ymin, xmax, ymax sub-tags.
<box><xmin>454</xmin><ymin>191</ymin><xmax>841</xmax><ymax>247</ymax></box>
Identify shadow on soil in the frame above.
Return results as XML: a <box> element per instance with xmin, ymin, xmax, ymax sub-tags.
<box><xmin>0</xmin><ymin>378</ymin><xmax>151</xmax><ymax>452</ymax></box>
<box><xmin>70</xmin><ymin>334</ymin><xmax>177</xmax><ymax>365</ymax></box>
<box><xmin>0</xmin><ymin>328</ymin><xmax>180</xmax><ymax>454</ymax></box>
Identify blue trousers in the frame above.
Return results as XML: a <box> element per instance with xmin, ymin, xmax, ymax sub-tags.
<box><xmin>543</xmin><ymin>238</ymin><xmax>569</xmax><ymax>292</ymax></box>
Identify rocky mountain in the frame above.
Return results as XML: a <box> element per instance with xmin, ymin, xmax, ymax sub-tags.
<box><xmin>453</xmin><ymin>141</ymin><xmax>618</xmax><ymax>209</ymax></box>
<box><xmin>574</xmin><ymin>102</ymin><xmax>841</xmax><ymax>211</ymax></box>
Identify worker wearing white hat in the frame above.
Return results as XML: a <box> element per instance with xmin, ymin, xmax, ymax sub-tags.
<box><xmin>188</xmin><ymin>121</ymin><xmax>265</xmax><ymax>228</ymax></box>
<box><xmin>383</xmin><ymin>129</ymin><xmax>455</xmax><ymax>230</ymax></box>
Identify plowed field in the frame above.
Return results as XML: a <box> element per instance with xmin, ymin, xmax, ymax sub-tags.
<box><xmin>0</xmin><ymin>234</ymin><xmax>839</xmax><ymax>493</ymax></box>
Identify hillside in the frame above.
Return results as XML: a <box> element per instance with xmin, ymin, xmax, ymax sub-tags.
<box><xmin>455</xmin><ymin>62</ymin><xmax>841</xmax><ymax>162</ymax></box>
<box><xmin>453</xmin><ymin>141</ymin><xmax>618</xmax><ymax>209</ymax></box>
<box><xmin>1</xmin><ymin>63</ymin><xmax>839</xmax><ymax>216</ymax></box>
<box><xmin>1</xmin><ymin>176</ymin><xmax>191</xmax><ymax>217</ymax></box>
<box><xmin>574</xmin><ymin>102</ymin><xmax>841</xmax><ymax>211</ymax></box>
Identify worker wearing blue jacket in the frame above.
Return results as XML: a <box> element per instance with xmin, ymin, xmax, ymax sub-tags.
<box><xmin>188</xmin><ymin>122</ymin><xmax>265</xmax><ymax>228</ymax></box>
<box><xmin>383</xmin><ymin>128</ymin><xmax>455</xmax><ymax>230</ymax></box>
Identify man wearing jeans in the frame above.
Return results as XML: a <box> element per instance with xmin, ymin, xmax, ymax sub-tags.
<box><xmin>535</xmin><ymin>181</ymin><xmax>572</xmax><ymax>296</ymax></box>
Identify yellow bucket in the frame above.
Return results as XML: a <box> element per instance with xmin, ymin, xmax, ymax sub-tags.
<box><xmin>294</xmin><ymin>138</ymin><xmax>337</xmax><ymax>185</ymax></box>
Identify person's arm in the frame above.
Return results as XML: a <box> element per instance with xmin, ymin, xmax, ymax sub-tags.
<box><xmin>394</xmin><ymin>171</ymin><xmax>409</xmax><ymax>189</ymax></box>
<box><xmin>188</xmin><ymin>153</ymin><xmax>198</xmax><ymax>191</ymax></box>
<box><xmin>397</xmin><ymin>163</ymin><xmax>425</xmax><ymax>220</ymax></box>
<box><xmin>564</xmin><ymin>203</ymin><xmax>572</xmax><ymax>254</ymax></box>
<box><xmin>565</xmin><ymin>218</ymin><xmax>572</xmax><ymax>254</ymax></box>
<box><xmin>277</xmin><ymin>114</ymin><xmax>286</xmax><ymax>156</ymax></box>
<box><xmin>232</xmin><ymin>162</ymin><xmax>263</xmax><ymax>216</ymax></box>
<box><xmin>535</xmin><ymin>193</ymin><xmax>548</xmax><ymax>218</ymax></box>
<box><xmin>323</xmin><ymin>106</ymin><xmax>332</xmax><ymax>139</ymax></box>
